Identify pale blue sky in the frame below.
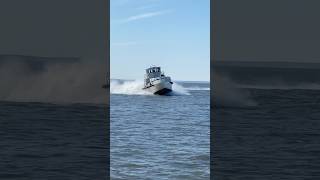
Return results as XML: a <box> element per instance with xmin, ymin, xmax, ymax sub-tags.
<box><xmin>111</xmin><ymin>0</ymin><xmax>210</xmax><ymax>81</ymax></box>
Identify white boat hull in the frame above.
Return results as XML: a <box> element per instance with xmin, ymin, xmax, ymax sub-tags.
<box><xmin>143</xmin><ymin>80</ymin><xmax>172</xmax><ymax>95</ymax></box>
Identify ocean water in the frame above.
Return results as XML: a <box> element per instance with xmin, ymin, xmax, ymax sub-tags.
<box><xmin>110</xmin><ymin>80</ymin><xmax>210</xmax><ymax>180</ymax></box>
<box><xmin>0</xmin><ymin>101</ymin><xmax>108</xmax><ymax>179</ymax></box>
<box><xmin>213</xmin><ymin>67</ymin><xmax>320</xmax><ymax>179</ymax></box>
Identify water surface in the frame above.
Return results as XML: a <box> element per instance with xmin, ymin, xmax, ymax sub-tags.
<box><xmin>111</xmin><ymin>81</ymin><xmax>210</xmax><ymax>179</ymax></box>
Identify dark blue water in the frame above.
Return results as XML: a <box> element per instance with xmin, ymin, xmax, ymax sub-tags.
<box><xmin>213</xmin><ymin>88</ymin><xmax>320</xmax><ymax>179</ymax></box>
<box><xmin>212</xmin><ymin>64</ymin><xmax>320</xmax><ymax>179</ymax></box>
<box><xmin>0</xmin><ymin>101</ymin><xmax>108</xmax><ymax>180</ymax></box>
<box><xmin>111</xmin><ymin>81</ymin><xmax>210</xmax><ymax>179</ymax></box>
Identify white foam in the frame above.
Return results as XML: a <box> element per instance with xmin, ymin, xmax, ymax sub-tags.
<box><xmin>171</xmin><ymin>83</ymin><xmax>190</xmax><ymax>95</ymax></box>
<box><xmin>110</xmin><ymin>80</ymin><xmax>190</xmax><ymax>95</ymax></box>
<box><xmin>185</xmin><ymin>87</ymin><xmax>210</xmax><ymax>91</ymax></box>
<box><xmin>213</xmin><ymin>74</ymin><xmax>257</xmax><ymax>107</ymax></box>
<box><xmin>110</xmin><ymin>80</ymin><xmax>151</xmax><ymax>95</ymax></box>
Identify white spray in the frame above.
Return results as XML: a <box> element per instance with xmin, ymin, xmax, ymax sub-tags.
<box><xmin>110</xmin><ymin>80</ymin><xmax>190</xmax><ymax>95</ymax></box>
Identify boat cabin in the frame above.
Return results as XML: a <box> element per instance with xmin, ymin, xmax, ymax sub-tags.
<box><xmin>143</xmin><ymin>66</ymin><xmax>172</xmax><ymax>88</ymax></box>
<box><xmin>144</xmin><ymin>66</ymin><xmax>162</xmax><ymax>87</ymax></box>
<box><xmin>145</xmin><ymin>67</ymin><xmax>161</xmax><ymax>79</ymax></box>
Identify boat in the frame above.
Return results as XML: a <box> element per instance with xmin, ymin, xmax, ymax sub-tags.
<box><xmin>142</xmin><ymin>66</ymin><xmax>173</xmax><ymax>95</ymax></box>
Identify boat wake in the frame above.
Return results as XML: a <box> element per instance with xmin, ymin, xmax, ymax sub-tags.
<box><xmin>0</xmin><ymin>55</ymin><xmax>107</xmax><ymax>104</ymax></box>
<box><xmin>213</xmin><ymin>74</ymin><xmax>257</xmax><ymax>108</ymax></box>
<box><xmin>110</xmin><ymin>80</ymin><xmax>190</xmax><ymax>95</ymax></box>
<box><xmin>170</xmin><ymin>83</ymin><xmax>190</xmax><ymax>95</ymax></box>
<box><xmin>185</xmin><ymin>87</ymin><xmax>210</xmax><ymax>91</ymax></box>
<box><xmin>110</xmin><ymin>80</ymin><xmax>151</xmax><ymax>95</ymax></box>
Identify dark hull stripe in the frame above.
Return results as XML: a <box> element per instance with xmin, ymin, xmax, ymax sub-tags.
<box><xmin>154</xmin><ymin>88</ymin><xmax>172</xmax><ymax>95</ymax></box>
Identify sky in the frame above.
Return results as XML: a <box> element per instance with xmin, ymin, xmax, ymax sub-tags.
<box><xmin>214</xmin><ymin>0</ymin><xmax>320</xmax><ymax>63</ymax></box>
<box><xmin>0</xmin><ymin>0</ymin><xmax>108</xmax><ymax>62</ymax></box>
<box><xmin>111</xmin><ymin>0</ymin><xmax>210</xmax><ymax>81</ymax></box>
